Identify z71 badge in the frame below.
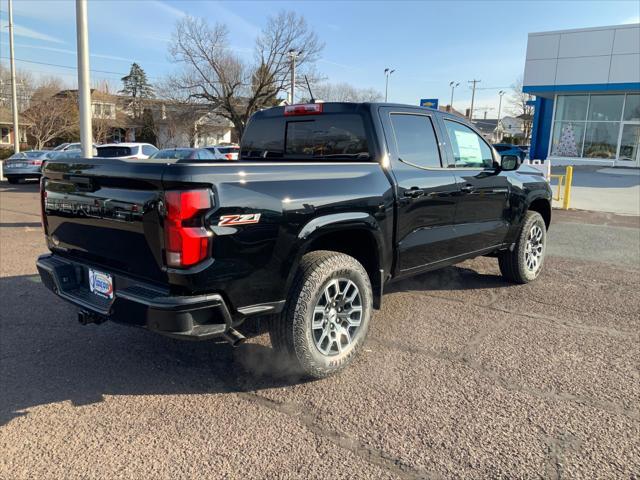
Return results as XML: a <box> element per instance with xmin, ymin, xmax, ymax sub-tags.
<box><xmin>218</xmin><ymin>214</ymin><xmax>261</xmax><ymax>226</ymax></box>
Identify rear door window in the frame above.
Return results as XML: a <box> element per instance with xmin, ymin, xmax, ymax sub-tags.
<box><xmin>241</xmin><ymin>114</ymin><xmax>370</xmax><ymax>161</ymax></box>
<box><xmin>389</xmin><ymin>114</ymin><xmax>442</xmax><ymax>168</ymax></box>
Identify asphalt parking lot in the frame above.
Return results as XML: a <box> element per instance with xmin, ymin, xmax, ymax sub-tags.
<box><xmin>1</xmin><ymin>181</ymin><xmax>639</xmax><ymax>479</ymax></box>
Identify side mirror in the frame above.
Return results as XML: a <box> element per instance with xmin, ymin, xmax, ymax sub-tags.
<box><xmin>501</xmin><ymin>154</ymin><xmax>521</xmax><ymax>171</ymax></box>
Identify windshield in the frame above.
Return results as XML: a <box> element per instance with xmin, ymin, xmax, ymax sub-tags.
<box><xmin>97</xmin><ymin>146</ymin><xmax>134</xmax><ymax>158</ymax></box>
<box><xmin>493</xmin><ymin>145</ymin><xmax>511</xmax><ymax>152</ymax></box>
<box><xmin>241</xmin><ymin>113</ymin><xmax>370</xmax><ymax>161</ymax></box>
<box><xmin>151</xmin><ymin>149</ymin><xmax>194</xmax><ymax>159</ymax></box>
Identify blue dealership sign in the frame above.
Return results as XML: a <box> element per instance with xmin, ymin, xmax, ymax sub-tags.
<box><xmin>420</xmin><ymin>98</ymin><xmax>439</xmax><ymax>109</ymax></box>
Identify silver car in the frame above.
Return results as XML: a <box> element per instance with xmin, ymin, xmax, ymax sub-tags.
<box><xmin>2</xmin><ymin>151</ymin><xmax>49</xmax><ymax>183</ymax></box>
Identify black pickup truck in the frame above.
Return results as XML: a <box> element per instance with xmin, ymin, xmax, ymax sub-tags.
<box><xmin>37</xmin><ymin>102</ymin><xmax>551</xmax><ymax>378</ymax></box>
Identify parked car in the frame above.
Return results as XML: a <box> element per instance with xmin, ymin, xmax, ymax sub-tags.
<box><xmin>54</xmin><ymin>142</ymin><xmax>98</xmax><ymax>152</ymax></box>
<box><xmin>149</xmin><ymin>147</ymin><xmax>216</xmax><ymax>161</ymax></box>
<box><xmin>96</xmin><ymin>143</ymin><xmax>158</xmax><ymax>160</ymax></box>
<box><xmin>493</xmin><ymin>143</ymin><xmax>528</xmax><ymax>161</ymax></box>
<box><xmin>2</xmin><ymin>150</ymin><xmax>49</xmax><ymax>183</ymax></box>
<box><xmin>205</xmin><ymin>144</ymin><xmax>240</xmax><ymax>160</ymax></box>
<box><xmin>37</xmin><ymin>102</ymin><xmax>552</xmax><ymax>379</ymax></box>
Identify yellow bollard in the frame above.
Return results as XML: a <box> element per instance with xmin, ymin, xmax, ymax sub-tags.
<box><xmin>562</xmin><ymin>166</ymin><xmax>573</xmax><ymax>210</ymax></box>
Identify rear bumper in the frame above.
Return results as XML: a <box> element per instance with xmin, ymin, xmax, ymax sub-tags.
<box><xmin>36</xmin><ymin>254</ymin><xmax>241</xmax><ymax>340</ymax></box>
<box><xmin>3</xmin><ymin>167</ymin><xmax>41</xmax><ymax>177</ymax></box>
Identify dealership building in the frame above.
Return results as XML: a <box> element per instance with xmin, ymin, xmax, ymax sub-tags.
<box><xmin>524</xmin><ymin>24</ymin><xmax>640</xmax><ymax>167</ymax></box>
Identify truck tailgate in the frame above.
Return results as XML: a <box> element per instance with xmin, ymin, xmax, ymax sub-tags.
<box><xmin>42</xmin><ymin>159</ymin><xmax>168</xmax><ymax>284</ymax></box>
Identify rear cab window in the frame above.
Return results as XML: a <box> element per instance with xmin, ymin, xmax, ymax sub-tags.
<box><xmin>241</xmin><ymin>104</ymin><xmax>373</xmax><ymax>162</ymax></box>
<box><xmin>97</xmin><ymin>146</ymin><xmax>133</xmax><ymax>158</ymax></box>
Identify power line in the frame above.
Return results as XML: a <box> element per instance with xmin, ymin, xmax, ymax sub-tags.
<box><xmin>0</xmin><ymin>56</ymin><xmax>163</xmax><ymax>82</ymax></box>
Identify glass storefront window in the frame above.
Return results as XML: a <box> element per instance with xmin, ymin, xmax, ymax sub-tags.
<box><xmin>550</xmin><ymin>93</ymin><xmax>640</xmax><ymax>160</ymax></box>
<box><xmin>588</xmin><ymin>95</ymin><xmax>624</xmax><ymax>122</ymax></box>
<box><xmin>583</xmin><ymin>122</ymin><xmax>620</xmax><ymax>159</ymax></box>
<box><xmin>623</xmin><ymin>94</ymin><xmax>640</xmax><ymax>121</ymax></box>
<box><xmin>551</xmin><ymin>122</ymin><xmax>585</xmax><ymax>157</ymax></box>
<box><xmin>555</xmin><ymin>95</ymin><xmax>588</xmax><ymax>121</ymax></box>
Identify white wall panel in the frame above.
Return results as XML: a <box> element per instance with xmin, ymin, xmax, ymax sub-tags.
<box><xmin>526</xmin><ymin>34</ymin><xmax>560</xmax><ymax>60</ymax></box>
<box><xmin>558</xmin><ymin>29</ymin><xmax>614</xmax><ymax>58</ymax></box>
<box><xmin>613</xmin><ymin>27</ymin><xmax>640</xmax><ymax>55</ymax></box>
<box><xmin>609</xmin><ymin>54</ymin><xmax>640</xmax><ymax>83</ymax></box>
<box><xmin>556</xmin><ymin>56</ymin><xmax>611</xmax><ymax>85</ymax></box>
<box><xmin>525</xmin><ymin>24</ymin><xmax>640</xmax><ymax>87</ymax></box>
<box><xmin>524</xmin><ymin>59</ymin><xmax>558</xmax><ymax>85</ymax></box>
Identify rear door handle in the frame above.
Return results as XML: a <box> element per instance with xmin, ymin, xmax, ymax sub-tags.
<box><xmin>404</xmin><ymin>188</ymin><xmax>425</xmax><ymax>198</ymax></box>
<box><xmin>460</xmin><ymin>185</ymin><xmax>476</xmax><ymax>194</ymax></box>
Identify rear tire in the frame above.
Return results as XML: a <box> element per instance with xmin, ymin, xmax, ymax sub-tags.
<box><xmin>499</xmin><ymin>211</ymin><xmax>547</xmax><ymax>284</ymax></box>
<box><xmin>269</xmin><ymin>250</ymin><xmax>373</xmax><ymax>379</ymax></box>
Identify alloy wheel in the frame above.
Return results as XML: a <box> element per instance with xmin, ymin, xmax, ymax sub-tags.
<box><xmin>312</xmin><ymin>278</ymin><xmax>363</xmax><ymax>356</ymax></box>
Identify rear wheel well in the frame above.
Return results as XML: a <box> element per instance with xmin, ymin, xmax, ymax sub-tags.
<box><xmin>304</xmin><ymin>229</ymin><xmax>381</xmax><ymax>307</ymax></box>
<box><xmin>528</xmin><ymin>198</ymin><xmax>551</xmax><ymax>229</ymax></box>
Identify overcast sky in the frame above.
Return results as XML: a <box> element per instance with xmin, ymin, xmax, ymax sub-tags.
<box><xmin>1</xmin><ymin>0</ymin><xmax>639</xmax><ymax>117</ymax></box>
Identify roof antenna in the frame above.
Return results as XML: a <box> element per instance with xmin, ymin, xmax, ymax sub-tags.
<box><xmin>304</xmin><ymin>75</ymin><xmax>315</xmax><ymax>103</ymax></box>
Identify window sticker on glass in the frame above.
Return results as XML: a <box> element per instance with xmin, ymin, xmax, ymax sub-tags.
<box><xmin>453</xmin><ymin>130</ymin><xmax>482</xmax><ymax>165</ymax></box>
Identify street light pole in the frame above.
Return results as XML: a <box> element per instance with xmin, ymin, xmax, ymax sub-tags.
<box><xmin>76</xmin><ymin>0</ymin><xmax>93</xmax><ymax>158</ymax></box>
<box><xmin>384</xmin><ymin>68</ymin><xmax>395</xmax><ymax>102</ymax></box>
<box><xmin>449</xmin><ymin>81</ymin><xmax>459</xmax><ymax>112</ymax></box>
<box><xmin>497</xmin><ymin>90</ymin><xmax>506</xmax><ymax>120</ymax></box>
<box><xmin>8</xmin><ymin>0</ymin><xmax>20</xmax><ymax>153</ymax></box>
<box><xmin>288</xmin><ymin>49</ymin><xmax>299</xmax><ymax>104</ymax></box>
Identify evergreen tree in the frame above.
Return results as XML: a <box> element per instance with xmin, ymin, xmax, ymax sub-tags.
<box><xmin>120</xmin><ymin>63</ymin><xmax>154</xmax><ymax>118</ymax></box>
<box><xmin>138</xmin><ymin>108</ymin><xmax>157</xmax><ymax>145</ymax></box>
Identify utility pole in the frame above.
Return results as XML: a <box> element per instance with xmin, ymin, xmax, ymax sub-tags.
<box><xmin>449</xmin><ymin>81</ymin><xmax>459</xmax><ymax>112</ymax></box>
<box><xmin>76</xmin><ymin>0</ymin><xmax>93</xmax><ymax>157</ymax></box>
<box><xmin>497</xmin><ymin>90</ymin><xmax>506</xmax><ymax>120</ymax></box>
<box><xmin>384</xmin><ymin>68</ymin><xmax>395</xmax><ymax>102</ymax></box>
<box><xmin>468</xmin><ymin>79</ymin><xmax>481</xmax><ymax>120</ymax></box>
<box><xmin>8</xmin><ymin>0</ymin><xmax>19</xmax><ymax>153</ymax></box>
<box><xmin>288</xmin><ymin>49</ymin><xmax>299</xmax><ymax>104</ymax></box>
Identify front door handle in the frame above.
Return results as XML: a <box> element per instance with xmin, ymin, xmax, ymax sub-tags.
<box><xmin>404</xmin><ymin>188</ymin><xmax>425</xmax><ymax>198</ymax></box>
<box><xmin>460</xmin><ymin>185</ymin><xmax>476</xmax><ymax>194</ymax></box>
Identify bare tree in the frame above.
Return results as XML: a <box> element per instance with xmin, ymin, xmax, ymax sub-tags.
<box><xmin>23</xmin><ymin>79</ymin><xmax>78</xmax><ymax>149</ymax></box>
<box><xmin>508</xmin><ymin>75</ymin><xmax>534</xmax><ymax>141</ymax></box>
<box><xmin>304</xmin><ymin>81</ymin><xmax>383</xmax><ymax>103</ymax></box>
<box><xmin>168</xmin><ymin>11</ymin><xmax>323</xmax><ymax>139</ymax></box>
<box><xmin>0</xmin><ymin>65</ymin><xmax>34</xmax><ymax>112</ymax></box>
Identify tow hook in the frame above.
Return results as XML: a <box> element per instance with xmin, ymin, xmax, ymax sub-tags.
<box><xmin>221</xmin><ymin>327</ymin><xmax>246</xmax><ymax>347</ymax></box>
<box><xmin>78</xmin><ymin>310</ymin><xmax>107</xmax><ymax>326</ymax></box>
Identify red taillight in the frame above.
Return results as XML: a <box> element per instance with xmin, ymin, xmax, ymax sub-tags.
<box><xmin>284</xmin><ymin>103</ymin><xmax>323</xmax><ymax>116</ymax></box>
<box><xmin>225</xmin><ymin>153</ymin><xmax>233</xmax><ymax>160</ymax></box>
<box><xmin>164</xmin><ymin>189</ymin><xmax>212</xmax><ymax>268</ymax></box>
<box><xmin>29</xmin><ymin>160</ymin><xmax>43</xmax><ymax>166</ymax></box>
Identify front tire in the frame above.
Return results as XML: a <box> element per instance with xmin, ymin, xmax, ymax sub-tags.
<box><xmin>269</xmin><ymin>250</ymin><xmax>373</xmax><ymax>379</ymax></box>
<box><xmin>499</xmin><ymin>211</ymin><xmax>547</xmax><ymax>284</ymax></box>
